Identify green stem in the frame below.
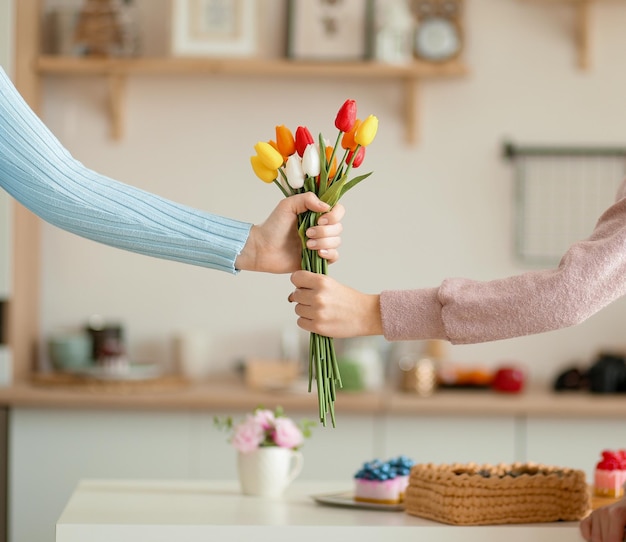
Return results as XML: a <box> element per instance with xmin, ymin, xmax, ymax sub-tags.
<box><xmin>298</xmin><ymin>209</ymin><xmax>341</xmax><ymax>427</ymax></box>
<box><xmin>273</xmin><ymin>177</ymin><xmax>290</xmax><ymax>197</ymax></box>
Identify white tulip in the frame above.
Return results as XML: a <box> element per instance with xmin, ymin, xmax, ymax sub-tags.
<box><xmin>285</xmin><ymin>155</ymin><xmax>305</xmax><ymax>189</ymax></box>
<box><xmin>302</xmin><ymin>144</ymin><xmax>320</xmax><ymax>177</ymax></box>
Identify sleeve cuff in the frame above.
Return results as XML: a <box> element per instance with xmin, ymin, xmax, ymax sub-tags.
<box><xmin>380</xmin><ymin>287</ymin><xmax>447</xmax><ymax>341</ymax></box>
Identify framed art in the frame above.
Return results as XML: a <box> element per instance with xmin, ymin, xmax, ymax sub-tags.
<box><xmin>170</xmin><ymin>0</ymin><xmax>257</xmax><ymax>57</ymax></box>
<box><xmin>287</xmin><ymin>0</ymin><xmax>374</xmax><ymax>61</ymax></box>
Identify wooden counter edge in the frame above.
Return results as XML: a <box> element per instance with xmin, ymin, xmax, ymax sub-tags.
<box><xmin>1</xmin><ymin>379</ymin><xmax>626</xmax><ymax>418</ymax></box>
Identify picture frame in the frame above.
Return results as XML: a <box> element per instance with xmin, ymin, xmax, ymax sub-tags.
<box><xmin>170</xmin><ymin>0</ymin><xmax>257</xmax><ymax>57</ymax></box>
<box><xmin>287</xmin><ymin>0</ymin><xmax>374</xmax><ymax>61</ymax></box>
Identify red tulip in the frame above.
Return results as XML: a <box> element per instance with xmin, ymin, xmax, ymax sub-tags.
<box><xmin>295</xmin><ymin>126</ymin><xmax>314</xmax><ymax>157</ymax></box>
<box><xmin>347</xmin><ymin>146</ymin><xmax>366</xmax><ymax>168</ymax></box>
<box><xmin>334</xmin><ymin>99</ymin><xmax>357</xmax><ymax>133</ymax></box>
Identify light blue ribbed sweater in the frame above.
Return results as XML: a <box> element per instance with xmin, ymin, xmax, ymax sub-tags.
<box><xmin>0</xmin><ymin>68</ymin><xmax>251</xmax><ymax>273</ymax></box>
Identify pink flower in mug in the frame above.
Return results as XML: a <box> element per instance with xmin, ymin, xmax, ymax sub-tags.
<box><xmin>253</xmin><ymin>409</ymin><xmax>276</xmax><ymax>430</ymax></box>
<box><xmin>231</xmin><ymin>417</ymin><xmax>264</xmax><ymax>453</ymax></box>
<box><xmin>273</xmin><ymin>417</ymin><xmax>304</xmax><ymax>449</ymax></box>
<box><xmin>215</xmin><ymin>406</ymin><xmax>314</xmax><ymax>452</ymax></box>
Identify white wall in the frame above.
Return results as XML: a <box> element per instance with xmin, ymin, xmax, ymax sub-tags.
<box><xmin>0</xmin><ymin>0</ymin><xmax>13</xmax><ymax>300</ymax></box>
<box><xmin>38</xmin><ymin>0</ymin><xmax>626</xmax><ymax>382</ymax></box>
<box><xmin>0</xmin><ymin>0</ymin><xmax>13</xmax><ymax>74</ymax></box>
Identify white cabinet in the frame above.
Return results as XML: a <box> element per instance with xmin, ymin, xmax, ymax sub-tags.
<box><xmin>9</xmin><ymin>409</ymin><xmax>194</xmax><ymax>542</ymax></box>
<box><xmin>8</xmin><ymin>408</ymin><xmax>378</xmax><ymax>542</ymax></box>
<box><xmin>12</xmin><ymin>408</ymin><xmax>622</xmax><ymax>542</ymax></box>
<box><xmin>381</xmin><ymin>415</ymin><xmax>520</xmax><ymax>465</ymax></box>
<box><xmin>0</xmin><ymin>194</ymin><xmax>10</xmax><ymax>300</ymax></box>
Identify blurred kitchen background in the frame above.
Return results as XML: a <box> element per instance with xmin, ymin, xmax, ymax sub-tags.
<box><xmin>22</xmin><ymin>0</ymin><xmax>626</xmax><ymax>384</ymax></box>
<box><xmin>2</xmin><ymin>1</ymin><xmax>626</xmax><ymax>541</ymax></box>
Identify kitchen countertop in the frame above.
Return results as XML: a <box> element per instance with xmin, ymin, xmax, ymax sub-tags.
<box><xmin>1</xmin><ymin>374</ymin><xmax>626</xmax><ymax>418</ymax></box>
<box><xmin>56</xmin><ymin>479</ymin><xmax>583</xmax><ymax>542</ymax></box>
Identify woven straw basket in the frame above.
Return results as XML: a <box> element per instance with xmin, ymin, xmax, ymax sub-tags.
<box><xmin>404</xmin><ymin>462</ymin><xmax>591</xmax><ymax>526</ymax></box>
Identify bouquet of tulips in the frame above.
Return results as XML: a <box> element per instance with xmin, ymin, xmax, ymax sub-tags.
<box><xmin>250</xmin><ymin>100</ymin><xmax>378</xmax><ymax>426</ymax></box>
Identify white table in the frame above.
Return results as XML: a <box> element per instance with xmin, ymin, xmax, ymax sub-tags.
<box><xmin>56</xmin><ymin>479</ymin><xmax>583</xmax><ymax>542</ymax></box>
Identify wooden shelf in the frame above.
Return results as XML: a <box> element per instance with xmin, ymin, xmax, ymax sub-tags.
<box><xmin>36</xmin><ymin>55</ymin><xmax>469</xmax><ymax>143</ymax></box>
<box><xmin>2</xmin><ymin>376</ymin><xmax>626</xmax><ymax>419</ymax></box>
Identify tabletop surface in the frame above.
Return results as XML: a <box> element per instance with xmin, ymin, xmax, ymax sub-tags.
<box><xmin>56</xmin><ymin>479</ymin><xmax>584</xmax><ymax>542</ymax></box>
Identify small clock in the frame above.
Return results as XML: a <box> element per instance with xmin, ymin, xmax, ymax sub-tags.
<box><xmin>411</xmin><ymin>0</ymin><xmax>463</xmax><ymax>63</ymax></box>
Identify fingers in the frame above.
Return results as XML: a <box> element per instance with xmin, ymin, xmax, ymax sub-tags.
<box><xmin>288</xmin><ymin>271</ymin><xmax>327</xmax><ymax>325</ymax></box>
<box><xmin>285</xmin><ymin>196</ymin><xmax>344</xmax><ymax>263</ymax></box>
<box><xmin>306</xmin><ymin>220</ymin><xmax>343</xmax><ymax>241</ymax></box>
<box><xmin>305</xmin><ymin>206</ymin><xmax>343</xmax><ymax>262</ymax></box>
<box><xmin>606</xmin><ymin>506</ymin><xmax>626</xmax><ymax>542</ymax></box>
<box><xmin>578</xmin><ymin>517</ymin><xmax>591</xmax><ymax>542</ymax></box>
<box><xmin>580</xmin><ymin>501</ymin><xmax>626</xmax><ymax>542</ymax></box>
<box><xmin>317</xmin><ymin>202</ymin><xmax>345</xmax><ymax>225</ymax></box>
<box><xmin>287</xmin><ymin>289</ymin><xmax>298</xmax><ymax>303</ymax></box>
<box><xmin>579</xmin><ymin>516</ymin><xmax>591</xmax><ymax>541</ymax></box>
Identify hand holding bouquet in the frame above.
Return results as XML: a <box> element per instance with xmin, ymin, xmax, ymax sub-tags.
<box><xmin>250</xmin><ymin>100</ymin><xmax>378</xmax><ymax>427</ymax></box>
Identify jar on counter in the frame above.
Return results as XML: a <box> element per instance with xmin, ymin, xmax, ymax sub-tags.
<box><xmin>399</xmin><ymin>340</ymin><xmax>446</xmax><ymax>396</ymax></box>
<box><xmin>338</xmin><ymin>337</ymin><xmax>386</xmax><ymax>391</ymax></box>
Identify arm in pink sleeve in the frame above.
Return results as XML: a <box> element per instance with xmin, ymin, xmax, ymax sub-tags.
<box><xmin>380</xmin><ymin>182</ymin><xmax>626</xmax><ymax>344</ymax></box>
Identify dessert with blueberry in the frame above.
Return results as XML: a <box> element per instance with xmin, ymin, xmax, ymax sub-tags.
<box><xmin>353</xmin><ymin>456</ymin><xmax>414</xmax><ymax>504</ymax></box>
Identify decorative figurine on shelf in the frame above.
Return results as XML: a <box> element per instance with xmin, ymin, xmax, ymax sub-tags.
<box><xmin>73</xmin><ymin>0</ymin><xmax>138</xmax><ymax>57</ymax></box>
<box><xmin>373</xmin><ymin>0</ymin><xmax>415</xmax><ymax>65</ymax></box>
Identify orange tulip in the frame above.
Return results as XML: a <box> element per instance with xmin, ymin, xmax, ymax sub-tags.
<box><xmin>341</xmin><ymin>119</ymin><xmax>361</xmax><ymax>151</ymax></box>
<box><xmin>325</xmin><ymin>146</ymin><xmax>337</xmax><ymax>179</ymax></box>
<box><xmin>275</xmin><ymin>125</ymin><xmax>296</xmax><ymax>159</ymax></box>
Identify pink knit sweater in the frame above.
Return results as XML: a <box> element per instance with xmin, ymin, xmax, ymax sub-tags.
<box><xmin>380</xmin><ymin>179</ymin><xmax>626</xmax><ymax>344</ymax></box>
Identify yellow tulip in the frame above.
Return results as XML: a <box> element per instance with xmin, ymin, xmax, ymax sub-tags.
<box><xmin>254</xmin><ymin>141</ymin><xmax>283</xmax><ymax>170</ymax></box>
<box><xmin>354</xmin><ymin>115</ymin><xmax>378</xmax><ymax>147</ymax></box>
<box><xmin>250</xmin><ymin>155</ymin><xmax>277</xmax><ymax>183</ymax></box>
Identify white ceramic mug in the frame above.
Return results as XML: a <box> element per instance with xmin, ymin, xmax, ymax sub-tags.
<box><xmin>237</xmin><ymin>447</ymin><xmax>303</xmax><ymax>498</ymax></box>
<box><xmin>172</xmin><ymin>330</ymin><xmax>211</xmax><ymax>380</ymax></box>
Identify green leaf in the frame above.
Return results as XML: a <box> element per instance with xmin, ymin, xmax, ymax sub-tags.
<box><xmin>317</xmin><ymin>133</ymin><xmax>328</xmax><ymax>197</ymax></box>
<box><xmin>339</xmin><ymin>172</ymin><xmax>372</xmax><ymax>198</ymax></box>
<box><xmin>213</xmin><ymin>415</ymin><xmax>233</xmax><ymax>432</ymax></box>
<box><xmin>319</xmin><ymin>176</ymin><xmax>346</xmax><ymax>207</ymax></box>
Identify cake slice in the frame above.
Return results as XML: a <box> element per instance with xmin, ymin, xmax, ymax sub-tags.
<box><xmin>354</xmin><ymin>456</ymin><xmax>414</xmax><ymax>505</ymax></box>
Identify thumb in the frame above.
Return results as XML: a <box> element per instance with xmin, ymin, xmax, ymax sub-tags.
<box><xmin>285</xmin><ymin>192</ymin><xmax>331</xmax><ymax>215</ymax></box>
<box><xmin>290</xmin><ymin>269</ymin><xmax>317</xmax><ymax>288</ymax></box>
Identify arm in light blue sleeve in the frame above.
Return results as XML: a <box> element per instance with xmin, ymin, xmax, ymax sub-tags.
<box><xmin>0</xmin><ymin>68</ymin><xmax>251</xmax><ymax>274</ymax></box>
